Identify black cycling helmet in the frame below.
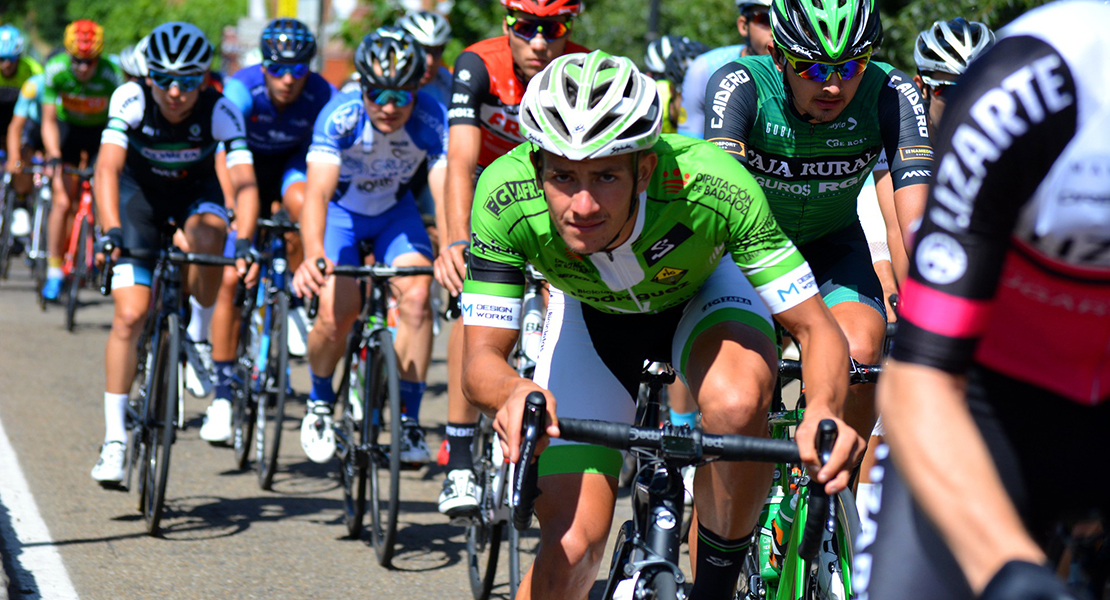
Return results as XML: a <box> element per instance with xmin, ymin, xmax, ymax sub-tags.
<box><xmin>354</xmin><ymin>27</ymin><xmax>426</xmax><ymax>90</ymax></box>
<box><xmin>260</xmin><ymin>18</ymin><xmax>317</xmax><ymax>63</ymax></box>
<box><xmin>664</xmin><ymin>38</ymin><xmax>710</xmax><ymax>86</ymax></box>
<box><xmin>771</xmin><ymin>0</ymin><xmax>881</xmax><ymax>63</ymax></box>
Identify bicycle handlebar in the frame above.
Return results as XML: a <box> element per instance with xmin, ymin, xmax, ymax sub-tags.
<box><xmin>778</xmin><ymin>359</ymin><xmax>883</xmax><ymax>385</ymax></box>
<box><xmin>99</xmin><ymin>246</ymin><xmax>244</xmax><ymax>296</ymax></box>
<box><xmin>798</xmin><ymin>419</ymin><xmax>838</xmax><ymax>562</ymax></box>
<box><xmin>512</xmin><ymin>392</ymin><xmax>546</xmax><ymax>531</ymax></box>
<box><xmin>306</xmin><ymin>258</ymin><xmax>434</xmax><ymax>319</ymax></box>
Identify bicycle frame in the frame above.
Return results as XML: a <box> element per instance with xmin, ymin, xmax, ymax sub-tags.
<box><xmin>62</xmin><ymin>172</ymin><xmax>95</xmax><ymax>279</ymax></box>
<box><xmin>249</xmin><ymin>224</ymin><xmax>291</xmax><ymax>398</ymax></box>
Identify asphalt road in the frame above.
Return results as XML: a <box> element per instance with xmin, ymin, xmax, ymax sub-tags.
<box><xmin>0</xmin><ymin>266</ymin><xmax>649</xmax><ymax>600</ymax></box>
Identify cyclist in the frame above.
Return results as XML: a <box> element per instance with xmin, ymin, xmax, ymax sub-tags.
<box><xmin>704</xmin><ymin>0</ymin><xmax>933</xmax><ymax>447</ymax></box>
<box><xmin>41</xmin><ymin>20</ymin><xmax>124</xmax><ymax>301</ymax></box>
<box><xmin>463</xmin><ymin>51</ymin><xmax>859</xmax><ymax>600</ymax></box>
<box><xmin>912</xmin><ymin>17</ymin><xmax>995</xmax><ymax>141</ymax></box>
<box><xmin>194</xmin><ymin>18</ymin><xmax>335</xmax><ymax>443</ymax></box>
<box><xmin>855</xmin><ymin>2</ymin><xmax>1110</xmax><ymax>598</ymax></box>
<box><xmin>116</xmin><ymin>39</ymin><xmax>149</xmax><ymax>83</ymax></box>
<box><xmin>1</xmin><ymin>25</ymin><xmax>43</xmax><ymax>200</ymax></box>
<box><xmin>661</xmin><ymin>38</ymin><xmax>709</xmax><ymax>133</ymax></box>
<box><xmin>434</xmin><ymin>0</ymin><xmax>587</xmax><ymax>519</ymax></box>
<box><xmin>90</xmin><ymin>22</ymin><xmax>258</xmax><ymax>483</ymax></box>
<box><xmin>292</xmin><ymin>28</ymin><xmax>443</xmax><ymax>466</ymax></box>
<box><xmin>678</xmin><ymin>0</ymin><xmax>772</xmax><ymax>139</ymax></box>
<box><xmin>396</xmin><ymin>10</ymin><xmax>454</xmax><ymax>107</ymax></box>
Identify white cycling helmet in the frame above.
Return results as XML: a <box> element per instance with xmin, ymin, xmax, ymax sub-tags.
<box><xmin>396</xmin><ymin>10</ymin><xmax>452</xmax><ymax>47</ymax></box>
<box><xmin>644</xmin><ymin>35</ymin><xmax>684</xmax><ymax>75</ymax></box>
<box><xmin>736</xmin><ymin>0</ymin><xmax>772</xmax><ymax>12</ymax></box>
<box><xmin>145</xmin><ymin>22</ymin><xmax>212</xmax><ymax>75</ymax></box>
<box><xmin>914</xmin><ymin>17</ymin><xmax>995</xmax><ymax>76</ymax></box>
<box><xmin>521</xmin><ymin>50</ymin><xmax>662</xmax><ymax>161</ymax></box>
<box><xmin>118</xmin><ymin>38</ymin><xmax>149</xmax><ymax>78</ymax></box>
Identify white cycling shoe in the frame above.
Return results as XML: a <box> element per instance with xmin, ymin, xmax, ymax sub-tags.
<box><xmin>301</xmin><ymin>401</ymin><xmax>336</xmax><ymax>464</ymax></box>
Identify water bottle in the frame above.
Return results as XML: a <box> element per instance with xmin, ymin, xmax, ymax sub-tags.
<box><xmin>520</xmin><ymin>288</ymin><xmax>544</xmax><ymax>362</ymax></box>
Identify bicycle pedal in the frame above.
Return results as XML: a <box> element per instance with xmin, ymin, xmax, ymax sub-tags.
<box><xmin>449</xmin><ymin>515</ymin><xmax>476</xmax><ymax>527</ymax></box>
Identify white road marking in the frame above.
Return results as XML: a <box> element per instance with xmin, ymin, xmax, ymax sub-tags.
<box><xmin>0</xmin><ymin>412</ymin><xmax>80</xmax><ymax>600</ymax></box>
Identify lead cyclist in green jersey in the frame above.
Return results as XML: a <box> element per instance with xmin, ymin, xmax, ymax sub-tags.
<box><xmin>705</xmin><ymin>0</ymin><xmax>932</xmax><ymax>449</ymax></box>
<box><xmin>461</xmin><ymin>50</ymin><xmax>861</xmax><ymax>600</ymax></box>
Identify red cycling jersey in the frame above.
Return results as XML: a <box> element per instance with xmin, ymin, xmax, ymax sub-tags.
<box><xmin>447</xmin><ymin>36</ymin><xmax>587</xmax><ymax>172</ymax></box>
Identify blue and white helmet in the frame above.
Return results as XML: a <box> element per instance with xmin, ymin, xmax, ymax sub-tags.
<box><xmin>0</xmin><ymin>25</ymin><xmax>26</xmax><ymax>57</ymax></box>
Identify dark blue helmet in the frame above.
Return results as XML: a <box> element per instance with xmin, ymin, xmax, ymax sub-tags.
<box><xmin>261</xmin><ymin>18</ymin><xmax>317</xmax><ymax>63</ymax></box>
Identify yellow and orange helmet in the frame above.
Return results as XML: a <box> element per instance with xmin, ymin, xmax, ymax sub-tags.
<box><xmin>64</xmin><ymin>20</ymin><xmax>104</xmax><ymax>60</ymax></box>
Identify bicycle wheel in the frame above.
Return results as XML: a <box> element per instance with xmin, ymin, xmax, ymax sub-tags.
<box><xmin>643</xmin><ymin>567</ymin><xmax>680</xmax><ymax>600</ymax></box>
<box><xmin>367</xmin><ymin>327</ymin><xmax>402</xmax><ymax>567</ymax></box>
<box><xmin>141</xmin><ymin>313</ymin><xmax>181</xmax><ymax>536</ymax></box>
<box><xmin>64</xmin><ymin>220</ymin><xmax>91</xmax><ymax>332</ymax></box>
<box><xmin>256</xmin><ymin>292</ymin><xmax>289</xmax><ymax>490</ymax></box>
<box><xmin>231</xmin><ymin>293</ymin><xmax>257</xmax><ymax>470</ymax></box>
<box><xmin>0</xmin><ymin>184</ymin><xmax>15</xmax><ymax>281</ymax></box>
<box><xmin>466</xmin><ymin>418</ymin><xmax>503</xmax><ymax>600</ymax></box>
<box><xmin>32</xmin><ymin>198</ymin><xmax>49</xmax><ymax>310</ymax></box>
<box><xmin>337</xmin><ymin>340</ymin><xmax>368</xmax><ymax>539</ymax></box>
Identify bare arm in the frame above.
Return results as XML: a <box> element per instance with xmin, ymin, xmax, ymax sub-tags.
<box><xmin>874</xmin><ymin>168</ymin><xmax>908</xmax><ymax>284</ymax></box>
<box><xmin>94</xmin><ymin>142</ymin><xmax>127</xmax><ymax>232</ymax></box>
<box><xmin>214</xmin><ymin>149</ymin><xmax>236</xmax><ymax>211</ymax></box>
<box><xmin>227</xmin><ymin>162</ymin><xmax>259</xmax><ymax>242</ymax></box>
<box><xmin>878</xmin><ymin>360</ymin><xmax>1045</xmax><ymax>593</ymax></box>
<box><xmin>435</xmin><ymin>124</ymin><xmax>482</xmax><ymax>295</ymax></box>
<box><xmin>893</xmin><ymin>182</ymin><xmax>928</xmax><ymax>259</ymax></box>
<box><xmin>291</xmin><ymin>161</ymin><xmax>339</xmax><ymax>298</ymax></box>
<box><xmin>429</xmin><ymin>162</ymin><xmax>448</xmax><ymax>248</ymax></box>
<box><xmin>41</xmin><ymin>103</ymin><xmax>61</xmax><ymax>162</ymax></box>
<box><xmin>5</xmin><ymin>115</ymin><xmax>25</xmax><ymax>172</ymax></box>
<box><xmin>774</xmin><ymin>294</ymin><xmax>861</xmax><ymax>493</ymax></box>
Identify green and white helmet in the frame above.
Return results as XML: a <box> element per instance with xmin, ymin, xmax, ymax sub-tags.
<box><xmin>771</xmin><ymin>0</ymin><xmax>881</xmax><ymax>63</ymax></box>
<box><xmin>520</xmin><ymin>50</ymin><xmax>662</xmax><ymax>161</ymax></box>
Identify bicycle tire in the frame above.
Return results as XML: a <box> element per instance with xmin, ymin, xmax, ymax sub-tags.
<box><xmin>643</xmin><ymin>567</ymin><xmax>680</xmax><ymax>600</ymax></box>
<box><xmin>143</xmin><ymin>313</ymin><xmax>180</xmax><ymax>536</ymax></box>
<box><xmin>601</xmin><ymin>520</ymin><xmax>634</xmax><ymax>600</ymax></box>
<box><xmin>256</xmin><ymin>292</ymin><xmax>289</xmax><ymax>490</ymax></box>
<box><xmin>32</xmin><ymin>198</ymin><xmax>49</xmax><ymax>310</ymax></box>
<box><xmin>64</xmin><ymin>220</ymin><xmax>91</xmax><ymax>332</ymax></box>
<box><xmin>367</xmin><ymin>327</ymin><xmax>401</xmax><ymax>567</ymax></box>
<box><xmin>338</xmin><ymin>337</ymin><xmax>368</xmax><ymax>539</ymax></box>
<box><xmin>133</xmin><ymin>334</ymin><xmax>156</xmax><ymax>507</ymax></box>
<box><xmin>0</xmin><ymin>184</ymin><xmax>15</xmax><ymax>280</ymax></box>
<box><xmin>466</xmin><ymin>418</ymin><xmax>503</xmax><ymax>600</ymax></box>
<box><xmin>231</xmin><ymin>291</ymin><xmax>257</xmax><ymax>470</ymax></box>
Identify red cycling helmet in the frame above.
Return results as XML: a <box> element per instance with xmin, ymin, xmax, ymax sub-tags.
<box><xmin>64</xmin><ymin>20</ymin><xmax>104</xmax><ymax>60</ymax></box>
<box><xmin>500</xmin><ymin>0</ymin><xmax>583</xmax><ymax>18</ymax></box>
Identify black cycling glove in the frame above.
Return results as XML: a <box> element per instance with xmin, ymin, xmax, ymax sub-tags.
<box><xmin>981</xmin><ymin>560</ymin><xmax>1079</xmax><ymax>600</ymax></box>
<box><xmin>97</xmin><ymin>227</ymin><xmax>124</xmax><ymax>255</ymax></box>
<box><xmin>234</xmin><ymin>237</ymin><xmax>254</xmax><ymax>262</ymax></box>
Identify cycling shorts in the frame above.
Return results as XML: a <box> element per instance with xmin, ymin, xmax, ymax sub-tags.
<box><xmin>58</xmin><ymin>121</ymin><xmax>102</xmax><ymax>166</ymax></box>
<box><xmin>323</xmin><ymin>199</ymin><xmax>433</xmax><ymax>267</ymax></box>
<box><xmin>111</xmin><ymin>171</ymin><xmax>228</xmax><ymax>289</ymax></box>
<box><xmin>21</xmin><ymin>119</ymin><xmax>43</xmax><ymax>153</ymax></box>
<box><xmin>854</xmin><ymin>365</ymin><xmax>1110</xmax><ymax>600</ymax></box>
<box><xmin>534</xmin><ymin>258</ymin><xmax>774</xmax><ymax>478</ymax></box>
<box><xmin>0</xmin><ymin>102</ymin><xmax>14</xmax><ymax>140</ymax></box>
<box><xmin>798</xmin><ymin>221</ymin><xmax>886</xmax><ymax>321</ymax></box>
<box><xmin>253</xmin><ymin>148</ymin><xmax>306</xmax><ymax>213</ymax></box>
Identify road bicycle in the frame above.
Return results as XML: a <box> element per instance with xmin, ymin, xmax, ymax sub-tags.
<box><xmin>103</xmin><ymin>233</ymin><xmax>241</xmax><ymax>536</ymax></box>
<box><xmin>308</xmin><ymin>258</ymin><xmax>434</xmax><ymax>567</ymax></box>
<box><xmin>59</xmin><ymin>167</ymin><xmax>98</xmax><ymax>332</ymax></box>
<box><xmin>512</xmin><ymin>392</ymin><xmax>835</xmax><ymax>600</ymax></box>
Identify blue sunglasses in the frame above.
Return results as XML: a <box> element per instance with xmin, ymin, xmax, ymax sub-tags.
<box><xmin>263</xmin><ymin>60</ymin><xmax>309</xmax><ymax>79</ymax></box>
<box><xmin>364</xmin><ymin>87</ymin><xmax>414</xmax><ymax>107</ymax></box>
<box><xmin>150</xmin><ymin>71</ymin><xmax>205</xmax><ymax>92</ymax></box>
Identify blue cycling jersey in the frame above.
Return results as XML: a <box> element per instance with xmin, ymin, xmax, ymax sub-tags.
<box><xmin>307</xmin><ymin>89</ymin><xmax>448</xmax><ymax>217</ymax></box>
<box><xmin>679</xmin><ymin>44</ymin><xmax>747</xmax><ymax>139</ymax></box>
<box><xmin>14</xmin><ymin>73</ymin><xmax>43</xmax><ymax>124</ymax></box>
<box><xmin>222</xmin><ymin>65</ymin><xmax>335</xmax><ymax>156</ymax></box>
<box><xmin>420</xmin><ymin>66</ymin><xmax>453</xmax><ymax>109</ymax></box>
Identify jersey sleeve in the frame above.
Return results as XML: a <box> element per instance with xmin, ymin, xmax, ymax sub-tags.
<box><xmin>13</xmin><ymin>74</ymin><xmax>41</xmax><ymax>119</ymax></box>
<box><xmin>709</xmin><ymin>153</ymin><xmax>818</xmax><ymax>313</ymax></box>
<box><xmin>891</xmin><ymin>36</ymin><xmax>1079</xmax><ymax>373</ymax></box>
<box><xmin>461</xmin><ymin>157</ymin><xmax>531</xmax><ymax>329</ymax></box>
<box><xmin>213</xmin><ymin>96</ymin><xmax>253</xmax><ymax>168</ymax></box>
<box><xmin>100</xmin><ymin>82</ymin><xmax>144</xmax><ymax>149</ymax></box>
<box><xmin>306</xmin><ymin>93</ymin><xmax>364</xmax><ymax>166</ymax></box>
<box><xmin>41</xmin><ymin>58</ymin><xmax>64</xmax><ymax>104</ymax></box>
<box><xmin>703</xmin><ymin>62</ymin><xmax>758</xmax><ymax>163</ymax></box>
<box><xmin>876</xmin><ymin>67</ymin><xmax>934</xmax><ymax>190</ymax></box>
<box><xmin>221</xmin><ymin>76</ymin><xmax>254</xmax><ymax>118</ymax></box>
<box><xmin>447</xmin><ymin>51</ymin><xmax>490</xmax><ymax>127</ymax></box>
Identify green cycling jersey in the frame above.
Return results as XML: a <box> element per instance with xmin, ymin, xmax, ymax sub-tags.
<box><xmin>705</xmin><ymin>55</ymin><xmax>934</xmax><ymax>245</ymax></box>
<box><xmin>42</xmin><ymin>53</ymin><xmax>123</xmax><ymax>127</ymax></box>
<box><xmin>463</xmin><ymin>134</ymin><xmax>816</xmax><ymax>322</ymax></box>
<box><xmin>0</xmin><ymin>56</ymin><xmax>42</xmax><ymax>106</ymax></box>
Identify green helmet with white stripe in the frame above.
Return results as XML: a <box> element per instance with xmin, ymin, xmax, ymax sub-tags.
<box><xmin>520</xmin><ymin>50</ymin><xmax>662</xmax><ymax>161</ymax></box>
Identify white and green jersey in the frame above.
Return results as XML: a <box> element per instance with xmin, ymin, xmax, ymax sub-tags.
<box><xmin>462</xmin><ymin>134</ymin><xmax>818</xmax><ymax>326</ymax></box>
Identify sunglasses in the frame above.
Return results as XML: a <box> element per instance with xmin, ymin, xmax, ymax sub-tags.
<box><xmin>364</xmin><ymin>87</ymin><xmax>414</xmax><ymax>107</ymax></box>
<box><xmin>150</xmin><ymin>71</ymin><xmax>205</xmax><ymax>92</ymax></box>
<box><xmin>263</xmin><ymin>60</ymin><xmax>309</xmax><ymax>79</ymax></box>
<box><xmin>784</xmin><ymin>51</ymin><xmax>870</xmax><ymax>82</ymax></box>
<box><xmin>73</xmin><ymin>57</ymin><xmax>97</xmax><ymax>67</ymax></box>
<box><xmin>424</xmin><ymin>44</ymin><xmax>446</xmax><ymax>59</ymax></box>
<box><xmin>0</xmin><ymin>55</ymin><xmax>18</xmax><ymax>63</ymax></box>
<box><xmin>920</xmin><ymin>74</ymin><xmax>956</xmax><ymax>98</ymax></box>
<box><xmin>743</xmin><ymin>9</ymin><xmax>770</xmax><ymax>27</ymax></box>
<box><xmin>506</xmin><ymin>15</ymin><xmax>571</xmax><ymax>41</ymax></box>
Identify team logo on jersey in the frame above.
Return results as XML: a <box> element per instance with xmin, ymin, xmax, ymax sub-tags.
<box><xmin>661</xmin><ymin>168</ymin><xmax>691</xmax><ymax>194</ymax></box>
<box><xmin>484</xmin><ymin>179</ymin><xmax>542</xmax><ymax>218</ymax></box>
<box><xmin>326</xmin><ymin>101</ymin><xmax>363</xmax><ymax>139</ymax></box>
<box><xmin>189</xmin><ymin>124</ymin><xmax>202</xmax><ymax>137</ymax></box>
<box><xmin>916</xmin><ymin>232</ymin><xmax>968</xmax><ymax>285</ymax></box>
<box><xmin>652</xmin><ymin>266</ymin><xmax>687</xmax><ymax>285</ymax></box>
<box><xmin>457</xmin><ymin>69</ymin><xmax>472</xmax><ymax>84</ymax></box>
<box><xmin>644</xmin><ymin>223</ymin><xmax>693</xmax><ymax>267</ymax></box>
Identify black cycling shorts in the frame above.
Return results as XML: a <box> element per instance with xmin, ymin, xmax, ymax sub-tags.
<box><xmin>855</xmin><ymin>365</ymin><xmax>1110</xmax><ymax>600</ymax></box>
<box><xmin>58</xmin><ymin>121</ymin><xmax>102</xmax><ymax>166</ymax></box>
<box><xmin>22</xmin><ymin>119</ymin><xmax>43</xmax><ymax>153</ymax></box>
<box><xmin>798</xmin><ymin>220</ymin><xmax>886</xmax><ymax>321</ymax></box>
